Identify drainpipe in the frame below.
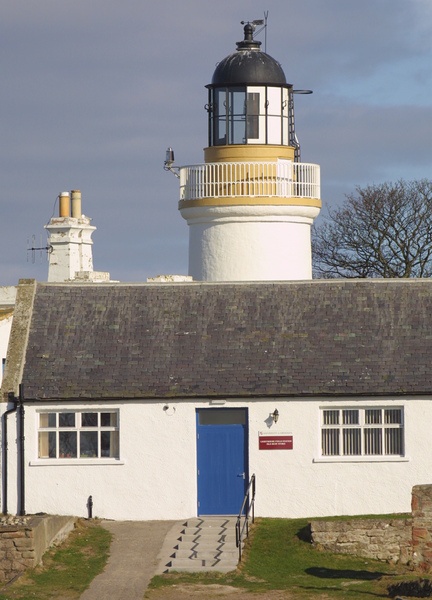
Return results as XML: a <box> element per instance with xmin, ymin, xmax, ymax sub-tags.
<box><xmin>2</xmin><ymin>384</ymin><xmax>26</xmax><ymax>516</ymax></box>
<box><xmin>17</xmin><ymin>385</ymin><xmax>25</xmax><ymax>516</ymax></box>
<box><xmin>2</xmin><ymin>393</ymin><xmax>19</xmax><ymax>515</ymax></box>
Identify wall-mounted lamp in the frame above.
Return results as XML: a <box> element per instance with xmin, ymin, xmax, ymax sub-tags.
<box><xmin>163</xmin><ymin>404</ymin><xmax>176</xmax><ymax>416</ymax></box>
<box><xmin>163</xmin><ymin>147</ymin><xmax>180</xmax><ymax>178</ymax></box>
<box><xmin>271</xmin><ymin>408</ymin><xmax>279</xmax><ymax>423</ymax></box>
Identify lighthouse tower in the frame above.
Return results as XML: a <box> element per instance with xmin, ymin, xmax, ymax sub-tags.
<box><xmin>178</xmin><ymin>23</ymin><xmax>321</xmax><ymax>281</ymax></box>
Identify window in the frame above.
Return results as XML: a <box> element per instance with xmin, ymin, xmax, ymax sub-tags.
<box><xmin>38</xmin><ymin>411</ymin><xmax>119</xmax><ymax>459</ymax></box>
<box><xmin>321</xmin><ymin>407</ymin><xmax>404</xmax><ymax>457</ymax></box>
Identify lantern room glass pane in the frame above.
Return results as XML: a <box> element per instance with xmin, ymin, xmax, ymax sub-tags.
<box><xmin>229</xmin><ymin>89</ymin><xmax>246</xmax><ymax>144</ymax></box>
<box><xmin>209</xmin><ymin>85</ymin><xmax>290</xmax><ymax>147</ymax></box>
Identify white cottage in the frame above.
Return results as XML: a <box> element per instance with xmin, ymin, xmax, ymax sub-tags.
<box><xmin>2</xmin><ymin>277</ymin><xmax>432</xmax><ymax>520</ymax></box>
<box><xmin>1</xmin><ymin>24</ymin><xmax>430</xmax><ymax>521</ymax></box>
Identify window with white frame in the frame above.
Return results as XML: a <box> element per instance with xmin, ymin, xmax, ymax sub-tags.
<box><xmin>38</xmin><ymin>411</ymin><xmax>119</xmax><ymax>459</ymax></box>
<box><xmin>321</xmin><ymin>407</ymin><xmax>404</xmax><ymax>457</ymax></box>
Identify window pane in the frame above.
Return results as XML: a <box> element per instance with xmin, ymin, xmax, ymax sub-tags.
<box><xmin>230</xmin><ymin>117</ymin><xmax>246</xmax><ymax>144</ymax></box>
<box><xmin>385</xmin><ymin>428</ymin><xmax>403</xmax><ymax>455</ymax></box>
<box><xmin>199</xmin><ymin>409</ymin><xmax>246</xmax><ymax>425</ymax></box>
<box><xmin>81</xmin><ymin>413</ymin><xmax>98</xmax><ymax>427</ymax></box>
<box><xmin>385</xmin><ymin>409</ymin><xmax>402</xmax><ymax>424</ymax></box>
<box><xmin>39</xmin><ymin>431</ymin><xmax>56</xmax><ymax>458</ymax></box>
<box><xmin>268</xmin><ymin>116</ymin><xmax>282</xmax><ymax>145</ymax></box>
<box><xmin>40</xmin><ymin>413</ymin><xmax>56</xmax><ymax>428</ymax></box>
<box><xmin>80</xmin><ymin>432</ymin><xmax>98</xmax><ymax>458</ymax></box>
<box><xmin>343</xmin><ymin>410</ymin><xmax>359</xmax><ymax>425</ymax></box>
<box><xmin>101</xmin><ymin>412</ymin><xmax>118</xmax><ymax>427</ymax></box>
<box><xmin>365</xmin><ymin>409</ymin><xmax>382</xmax><ymax>424</ymax></box>
<box><xmin>101</xmin><ymin>431</ymin><xmax>119</xmax><ymax>458</ymax></box>
<box><xmin>59</xmin><ymin>432</ymin><xmax>77</xmax><ymax>458</ymax></box>
<box><xmin>246</xmin><ymin>92</ymin><xmax>259</xmax><ymax>139</ymax></box>
<box><xmin>59</xmin><ymin>413</ymin><xmax>75</xmax><ymax>428</ymax></box>
<box><xmin>364</xmin><ymin>428</ymin><xmax>382</xmax><ymax>455</ymax></box>
<box><xmin>323</xmin><ymin>410</ymin><xmax>339</xmax><ymax>425</ymax></box>
<box><xmin>343</xmin><ymin>428</ymin><xmax>361</xmax><ymax>455</ymax></box>
<box><xmin>322</xmin><ymin>429</ymin><xmax>339</xmax><ymax>455</ymax></box>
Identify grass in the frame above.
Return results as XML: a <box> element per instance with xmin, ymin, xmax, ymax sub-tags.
<box><xmin>148</xmin><ymin>517</ymin><xmax>422</xmax><ymax>599</ymax></box>
<box><xmin>0</xmin><ymin>519</ymin><xmax>111</xmax><ymax>600</ymax></box>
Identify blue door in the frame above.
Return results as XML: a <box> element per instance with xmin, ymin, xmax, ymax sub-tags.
<box><xmin>196</xmin><ymin>408</ymin><xmax>248</xmax><ymax>515</ymax></box>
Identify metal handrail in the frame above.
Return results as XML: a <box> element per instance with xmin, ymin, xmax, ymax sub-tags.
<box><xmin>235</xmin><ymin>473</ymin><xmax>256</xmax><ymax>562</ymax></box>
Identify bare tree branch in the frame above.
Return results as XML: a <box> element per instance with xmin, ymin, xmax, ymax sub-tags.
<box><xmin>312</xmin><ymin>179</ymin><xmax>432</xmax><ymax>278</ymax></box>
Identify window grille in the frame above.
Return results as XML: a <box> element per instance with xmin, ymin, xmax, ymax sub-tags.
<box><xmin>321</xmin><ymin>407</ymin><xmax>404</xmax><ymax>457</ymax></box>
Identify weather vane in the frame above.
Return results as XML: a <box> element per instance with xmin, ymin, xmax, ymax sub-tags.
<box><xmin>241</xmin><ymin>11</ymin><xmax>269</xmax><ymax>51</ymax></box>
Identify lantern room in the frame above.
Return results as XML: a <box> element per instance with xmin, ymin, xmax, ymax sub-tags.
<box><xmin>206</xmin><ymin>23</ymin><xmax>293</xmax><ymax>148</ymax></box>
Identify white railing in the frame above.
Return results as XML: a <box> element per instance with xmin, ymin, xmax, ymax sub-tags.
<box><xmin>179</xmin><ymin>161</ymin><xmax>320</xmax><ymax>202</ymax></box>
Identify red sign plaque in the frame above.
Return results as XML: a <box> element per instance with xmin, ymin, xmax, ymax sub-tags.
<box><xmin>259</xmin><ymin>434</ymin><xmax>293</xmax><ymax>450</ymax></box>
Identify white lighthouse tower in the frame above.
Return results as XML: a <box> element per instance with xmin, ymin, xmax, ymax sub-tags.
<box><xmin>177</xmin><ymin>23</ymin><xmax>321</xmax><ymax>281</ymax></box>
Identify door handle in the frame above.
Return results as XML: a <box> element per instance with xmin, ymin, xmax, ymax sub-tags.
<box><xmin>237</xmin><ymin>472</ymin><xmax>246</xmax><ymax>479</ymax></box>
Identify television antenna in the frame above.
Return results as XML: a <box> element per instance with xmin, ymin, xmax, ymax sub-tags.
<box><xmin>27</xmin><ymin>234</ymin><xmax>52</xmax><ymax>264</ymax></box>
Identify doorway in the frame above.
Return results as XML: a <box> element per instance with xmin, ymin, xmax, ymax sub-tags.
<box><xmin>196</xmin><ymin>408</ymin><xmax>248</xmax><ymax>515</ymax></box>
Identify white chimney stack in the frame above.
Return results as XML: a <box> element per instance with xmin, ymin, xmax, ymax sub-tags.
<box><xmin>45</xmin><ymin>190</ymin><xmax>110</xmax><ymax>283</ymax></box>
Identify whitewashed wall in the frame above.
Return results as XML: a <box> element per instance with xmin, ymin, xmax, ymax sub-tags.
<box><xmin>182</xmin><ymin>205</ymin><xmax>319</xmax><ymax>281</ymax></box>
<box><xmin>2</xmin><ymin>396</ymin><xmax>429</xmax><ymax>520</ymax></box>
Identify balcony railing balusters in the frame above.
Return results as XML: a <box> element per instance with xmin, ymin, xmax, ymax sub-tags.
<box><xmin>179</xmin><ymin>161</ymin><xmax>320</xmax><ymax>202</ymax></box>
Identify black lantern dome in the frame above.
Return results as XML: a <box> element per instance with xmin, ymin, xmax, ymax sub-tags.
<box><xmin>209</xmin><ymin>23</ymin><xmax>287</xmax><ymax>87</ymax></box>
<box><xmin>206</xmin><ymin>23</ymin><xmax>295</xmax><ymax>148</ymax></box>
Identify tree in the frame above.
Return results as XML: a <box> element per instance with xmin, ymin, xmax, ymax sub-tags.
<box><xmin>312</xmin><ymin>179</ymin><xmax>432</xmax><ymax>278</ymax></box>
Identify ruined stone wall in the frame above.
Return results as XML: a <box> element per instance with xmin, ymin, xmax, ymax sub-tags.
<box><xmin>0</xmin><ymin>521</ymin><xmax>35</xmax><ymax>583</ymax></box>
<box><xmin>411</xmin><ymin>484</ymin><xmax>432</xmax><ymax>572</ymax></box>
<box><xmin>310</xmin><ymin>517</ymin><xmax>412</xmax><ymax>564</ymax></box>
<box><xmin>0</xmin><ymin>515</ymin><xmax>75</xmax><ymax>583</ymax></box>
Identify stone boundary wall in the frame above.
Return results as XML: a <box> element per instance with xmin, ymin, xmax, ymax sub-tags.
<box><xmin>310</xmin><ymin>485</ymin><xmax>432</xmax><ymax>572</ymax></box>
<box><xmin>0</xmin><ymin>515</ymin><xmax>75</xmax><ymax>583</ymax></box>
<box><xmin>310</xmin><ymin>517</ymin><xmax>412</xmax><ymax>565</ymax></box>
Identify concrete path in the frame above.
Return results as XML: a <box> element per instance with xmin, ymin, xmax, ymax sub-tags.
<box><xmin>80</xmin><ymin>520</ymin><xmax>178</xmax><ymax>600</ymax></box>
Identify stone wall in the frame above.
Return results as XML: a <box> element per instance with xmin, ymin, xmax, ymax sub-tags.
<box><xmin>310</xmin><ymin>517</ymin><xmax>412</xmax><ymax>565</ymax></box>
<box><xmin>0</xmin><ymin>515</ymin><xmax>75</xmax><ymax>583</ymax></box>
<box><xmin>310</xmin><ymin>485</ymin><xmax>432</xmax><ymax>572</ymax></box>
<box><xmin>411</xmin><ymin>484</ymin><xmax>432</xmax><ymax>571</ymax></box>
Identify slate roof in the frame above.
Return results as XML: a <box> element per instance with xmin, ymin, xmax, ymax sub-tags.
<box><xmin>13</xmin><ymin>279</ymin><xmax>432</xmax><ymax>400</ymax></box>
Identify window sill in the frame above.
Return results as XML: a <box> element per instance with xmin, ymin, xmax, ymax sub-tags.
<box><xmin>29</xmin><ymin>458</ymin><xmax>124</xmax><ymax>466</ymax></box>
<box><xmin>313</xmin><ymin>456</ymin><xmax>409</xmax><ymax>464</ymax></box>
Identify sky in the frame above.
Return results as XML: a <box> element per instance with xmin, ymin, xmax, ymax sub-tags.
<box><xmin>1</xmin><ymin>0</ymin><xmax>431</xmax><ymax>285</ymax></box>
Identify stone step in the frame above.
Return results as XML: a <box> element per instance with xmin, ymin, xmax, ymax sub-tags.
<box><xmin>177</xmin><ymin>533</ymin><xmax>236</xmax><ymax>544</ymax></box>
<box><xmin>166</xmin><ymin>565</ymin><xmax>237</xmax><ymax>573</ymax></box>
<box><xmin>180</xmin><ymin>526</ymin><xmax>233</xmax><ymax>536</ymax></box>
<box><xmin>167</xmin><ymin>558</ymin><xmax>238</xmax><ymax>573</ymax></box>
<box><xmin>174</xmin><ymin>548</ymin><xmax>239</xmax><ymax>560</ymax></box>
<box><xmin>157</xmin><ymin>517</ymin><xmax>241</xmax><ymax>574</ymax></box>
<box><xmin>185</xmin><ymin>518</ymin><xmax>237</xmax><ymax>529</ymax></box>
